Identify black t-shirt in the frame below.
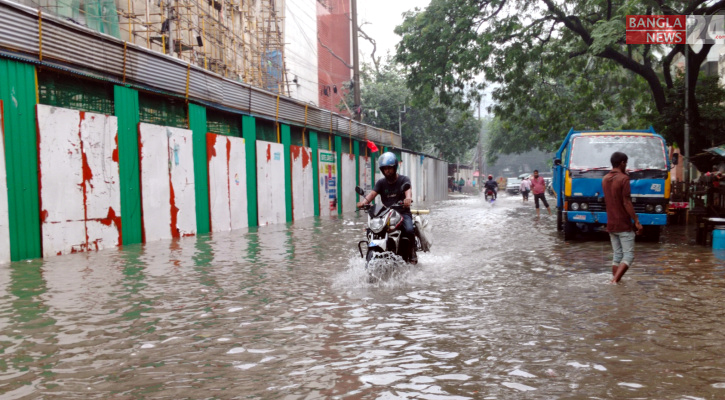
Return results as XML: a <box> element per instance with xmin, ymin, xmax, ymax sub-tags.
<box><xmin>373</xmin><ymin>175</ymin><xmax>412</xmax><ymax>208</ymax></box>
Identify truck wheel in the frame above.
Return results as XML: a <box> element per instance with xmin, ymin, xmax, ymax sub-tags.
<box><xmin>557</xmin><ymin>210</ymin><xmax>563</xmax><ymax>231</ymax></box>
<box><xmin>563</xmin><ymin>221</ymin><xmax>577</xmax><ymax>241</ymax></box>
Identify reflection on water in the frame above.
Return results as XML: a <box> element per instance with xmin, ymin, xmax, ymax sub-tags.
<box><xmin>1</xmin><ymin>193</ymin><xmax>725</xmax><ymax>399</ymax></box>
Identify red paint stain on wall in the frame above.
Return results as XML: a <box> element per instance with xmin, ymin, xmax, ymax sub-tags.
<box><xmin>266</xmin><ymin>143</ymin><xmax>272</xmax><ymax>161</ymax></box>
<box><xmin>78</xmin><ymin>111</ymin><xmax>92</xmax><ymax>249</ymax></box>
<box><xmin>302</xmin><ymin>147</ymin><xmax>310</xmax><ymax>168</ymax></box>
<box><xmin>99</xmin><ymin>206</ymin><xmax>123</xmax><ymax>245</ymax></box>
<box><xmin>290</xmin><ymin>145</ymin><xmax>301</xmax><ymax>161</ymax></box>
<box><xmin>348</xmin><ymin>153</ymin><xmax>354</xmax><ymax>160</ymax></box>
<box><xmin>169</xmin><ymin>178</ymin><xmax>180</xmax><ymax>239</ymax></box>
<box><xmin>206</xmin><ymin>133</ymin><xmax>217</xmax><ymax>163</ymax></box>
<box><xmin>112</xmin><ymin>133</ymin><xmax>119</xmax><ymax>162</ymax></box>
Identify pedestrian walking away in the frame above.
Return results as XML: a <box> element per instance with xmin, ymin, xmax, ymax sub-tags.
<box><xmin>602</xmin><ymin>151</ymin><xmax>643</xmax><ymax>284</ymax></box>
<box><xmin>531</xmin><ymin>170</ymin><xmax>551</xmax><ymax>217</ymax></box>
<box><xmin>520</xmin><ymin>177</ymin><xmax>531</xmax><ymax>202</ymax></box>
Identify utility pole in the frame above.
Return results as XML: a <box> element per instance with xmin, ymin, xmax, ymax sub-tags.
<box><xmin>351</xmin><ymin>0</ymin><xmax>361</xmax><ymax>120</ymax></box>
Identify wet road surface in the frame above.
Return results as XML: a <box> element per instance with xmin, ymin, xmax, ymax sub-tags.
<box><xmin>1</xmin><ymin>192</ymin><xmax>725</xmax><ymax>399</ymax></box>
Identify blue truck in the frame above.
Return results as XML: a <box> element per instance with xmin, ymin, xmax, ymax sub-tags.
<box><xmin>552</xmin><ymin>128</ymin><xmax>670</xmax><ymax>242</ymax></box>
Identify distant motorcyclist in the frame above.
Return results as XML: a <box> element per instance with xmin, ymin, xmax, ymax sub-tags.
<box><xmin>484</xmin><ymin>175</ymin><xmax>498</xmax><ymax>199</ymax></box>
<box><xmin>357</xmin><ymin>152</ymin><xmax>417</xmax><ymax>264</ymax></box>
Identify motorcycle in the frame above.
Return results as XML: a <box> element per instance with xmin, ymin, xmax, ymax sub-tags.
<box><xmin>355</xmin><ymin>186</ymin><xmax>432</xmax><ymax>272</ymax></box>
<box><xmin>484</xmin><ymin>188</ymin><xmax>496</xmax><ymax>203</ymax></box>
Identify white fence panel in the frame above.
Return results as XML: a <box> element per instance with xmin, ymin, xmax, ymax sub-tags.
<box><xmin>359</xmin><ymin>155</ymin><xmax>372</xmax><ymax>193</ymax></box>
<box><xmin>139</xmin><ymin>123</ymin><xmax>196</xmax><ymax>242</ymax></box>
<box><xmin>290</xmin><ymin>145</ymin><xmax>314</xmax><ymax>220</ymax></box>
<box><xmin>318</xmin><ymin>150</ymin><xmax>338</xmax><ymax>216</ymax></box>
<box><xmin>341</xmin><ymin>153</ymin><xmax>357</xmax><ymax>213</ymax></box>
<box><xmin>257</xmin><ymin>141</ymin><xmax>286</xmax><ymax>225</ymax></box>
<box><xmin>207</xmin><ymin>133</ymin><xmax>247</xmax><ymax>232</ymax></box>
<box><xmin>37</xmin><ymin>105</ymin><xmax>121</xmax><ymax>257</ymax></box>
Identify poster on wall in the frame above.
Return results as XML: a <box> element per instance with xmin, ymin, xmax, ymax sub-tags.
<box><xmin>318</xmin><ymin>150</ymin><xmax>337</xmax><ymax>216</ymax></box>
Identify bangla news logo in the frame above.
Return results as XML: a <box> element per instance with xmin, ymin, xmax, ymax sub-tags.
<box><xmin>626</xmin><ymin>15</ymin><xmax>725</xmax><ymax>45</ymax></box>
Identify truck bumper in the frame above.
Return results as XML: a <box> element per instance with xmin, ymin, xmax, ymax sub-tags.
<box><xmin>565</xmin><ymin>211</ymin><xmax>667</xmax><ymax>225</ymax></box>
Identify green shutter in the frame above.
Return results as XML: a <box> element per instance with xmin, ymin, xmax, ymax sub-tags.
<box><xmin>335</xmin><ymin>135</ymin><xmax>342</xmax><ymax>215</ymax></box>
<box><xmin>114</xmin><ymin>85</ymin><xmax>142</xmax><ymax>245</ymax></box>
<box><xmin>354</xmin><ymin>141</ymin><xmax>360</xmax><ymax>200</ymax></box>
<box><xmin>281</xmin><ymin>124</ymin><xmax>292</xmax><ymax>222</ymax></box>
<box><xmin>309</xmin><ymin>131</ymin><xmax>319</xmax><ymax>217</ymax></box>
<box><xmin>243</xmin><ymin>115</ymin><xmax>258</xmax><ymax>227</ymax></box>
<box><xmin>0</xmin><ymin>60</ymin><xmax>40</xmax><ymax>260</ymax></box>
<box><xmin>189</xmin><ymin>103</ymin><xmax>210</xmax><ymax>234</ymax></box>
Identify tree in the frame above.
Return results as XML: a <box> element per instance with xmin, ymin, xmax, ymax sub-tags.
<box><xmin>395</xmin><ymin>0</ymin><xmax>725</xmax><ymax>156</ymax></box>
<box><xmin>347</xmin><ymin>61</ymin><xmax>481</xmax><ymax>161</ymax></box>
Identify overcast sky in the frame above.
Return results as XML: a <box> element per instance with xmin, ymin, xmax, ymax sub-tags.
<box><xmin>355</xmin><ymin>0</ymin><xmax>492</xmax><ymax>115</ymax></box>
<box><xmin>357</xmin><ymin>0</ymin><xmax>430</xmax><ymax>64</ymax></box>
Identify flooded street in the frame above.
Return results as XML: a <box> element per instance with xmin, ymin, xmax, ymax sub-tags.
<box><xmin>2</xmin><ymin>193</ymin><xmax>725</xmax><ymax>399</ymax></box>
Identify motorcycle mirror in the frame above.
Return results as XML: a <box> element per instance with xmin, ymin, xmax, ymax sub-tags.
<box><xmin>355</xmin><ymin>186</ymin><xmax>365</xmax><ymax>195</ymax></box>
<box><xmin>401</xmin><ymin>182</ymin><xmax>411</xmax><ymax>192</ymax></box>
<box><xmin>671</xmin><ymin>153</ymin><xmax>679</xmax><ymax>165</ymax></box>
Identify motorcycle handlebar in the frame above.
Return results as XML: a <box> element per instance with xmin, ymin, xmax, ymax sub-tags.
<box><xmin>356</xmin><ymin>200</ymin><xmax>413</xmax><ymax>211</ymax></box>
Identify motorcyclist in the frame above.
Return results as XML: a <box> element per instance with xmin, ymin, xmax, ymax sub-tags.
<box><xmin>356</xmin><ymin>152</ymin><xmax>417</xmax><ymax>264</ymax></box>
<box><xmin>484</xmin><ymin>175</ymin><xmax>498</xmax><ymax>199</ymax></box>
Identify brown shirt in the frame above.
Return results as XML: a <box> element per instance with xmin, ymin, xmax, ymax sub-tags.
<box><xmin>602</xmin><ymin>169</ymin><xmax>633</xmax><ymax>233</ymax></box>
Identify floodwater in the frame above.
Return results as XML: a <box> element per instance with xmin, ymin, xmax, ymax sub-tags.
<box><xmin>2</xmin><ymin>192</ymin><xmax>725</xmax><ymax>399</ymax></box>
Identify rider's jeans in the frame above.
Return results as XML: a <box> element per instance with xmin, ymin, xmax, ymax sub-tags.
<box><xmin>609</xmin><ymin>231</ymin><xmax>635</xmax><ymax>266</ymax></box>
<box><xmin>402</xmin><ymin>213</ymin><xmax>416</xmax><ymax>251</ymax></box>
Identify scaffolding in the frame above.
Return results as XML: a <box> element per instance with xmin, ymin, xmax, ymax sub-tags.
<box><xmin>18</xmin><ymin>0</ymin><xmax>290</xmax><ymax>95</ymax></box>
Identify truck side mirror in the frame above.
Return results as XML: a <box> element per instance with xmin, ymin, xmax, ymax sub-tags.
<box><xmin>671</xmin><ymin>153</ymin><xmax>679</xmax><ymax>165</ymax></box>
<box><xmin>554</xmin><ymin>158</ymin><xmax>562</xmax><ymax>166</ymax></box>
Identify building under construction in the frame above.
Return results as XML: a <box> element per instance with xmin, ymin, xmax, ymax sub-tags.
<box><xmin>16</xmin><ymin>0</ymin><xmax>289</xmax><ymax>93</ymax></box>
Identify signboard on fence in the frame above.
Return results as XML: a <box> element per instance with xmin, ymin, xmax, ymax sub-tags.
<box><xmin>319</xmin><ymin>150</ymin><xmax>337</xmax><ymax>216</ymax></box>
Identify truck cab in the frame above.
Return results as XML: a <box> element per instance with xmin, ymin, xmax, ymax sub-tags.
<box><xmin>552</xmin><ymin>128</ymin><xmax>670</xmax><ymax>241</ymax></box>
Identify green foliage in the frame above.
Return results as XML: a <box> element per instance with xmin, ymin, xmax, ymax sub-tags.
<box><xmin>352</xmin><ymin>62</ymin><xmax>481</xmax><ymax>162</ymax></box>
<box><xmin>395</xmin><ymin>0</ymin><xmax>725</xmax><ymax>159</ymax></box>
<box><xmin>655</xmin><ymin>73</ymin><xmax>725</xmax><ymax>152</ymax></box>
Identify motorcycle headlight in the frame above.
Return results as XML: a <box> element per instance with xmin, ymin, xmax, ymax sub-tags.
<box><xmin>571</xmin><ymin>202</ymin><xmax>580</xmax><ymax>211</ymax></box>
<box><xmin>645</xmin><ymin>204</ymin><xmax>654</xmax><ymax>213</ymax></box>
<box><xmin>655</xmin><ymin>204</ymin><xmax>664</xmax><ymax>213</ymax></box>
<box><xmin>580</xmin><ymin>203</ymin><xmax>588</xmax><ymax>211</ymax></box>
<box><xmin>369</xmin><ymin>218</ymin><xmax>385</xmax><ymax>233</ymax></box>
<box><xmin>388</xmin><ymin>212</ymin><xmax>402</xmax><ymax>231</ymax></box>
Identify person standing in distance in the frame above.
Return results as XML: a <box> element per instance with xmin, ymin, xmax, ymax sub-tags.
<box><xmin>602</xmin><ymin>152</ymin><xmax>643</xmax><ymax>283</ymax></box>
<box><xmin>357</xmin><ymin>152</ymin><xmax>417</xmax><ymax>264</ymax></box>
<box><xmin>519</xmin><ymin>176</ymin><xmax>531</xmax><ymax>202</ymax></box>
<box><xmin>531</xmin><ymin>170</ymin><xmax>551</xmax><ymax>217</ymax></box>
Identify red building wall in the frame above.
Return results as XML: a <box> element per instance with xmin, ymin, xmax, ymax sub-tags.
<box><xmin>317</xmin><ymin>0</ymin><xmax>351</xmax><ymax>115</ymax></box>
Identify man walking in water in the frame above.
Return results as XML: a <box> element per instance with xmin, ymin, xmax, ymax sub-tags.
<box><xmin>602</xmin><ymin>152</ymin><xmax>643</xmax><ymax>283</ymax></box>
<box><xmin>531</xmin><ymin>170</ymin><xmax>551</xmax><ymax>217</ymax></box>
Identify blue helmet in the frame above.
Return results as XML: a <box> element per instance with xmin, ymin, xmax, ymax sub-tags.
<box><xmin>378</xmin><ymin>152</ymin><xmax>398</xmax><ymax>174</ymax></box>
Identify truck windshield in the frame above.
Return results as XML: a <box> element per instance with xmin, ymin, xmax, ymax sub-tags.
<box><xmin>570</xmin><ymin>135</ymin><xmax>667</xmax><ymax>170</ymax></box>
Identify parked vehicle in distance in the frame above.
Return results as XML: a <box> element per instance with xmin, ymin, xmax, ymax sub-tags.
<box><xmin>552</xmin><ymin>128</ymin><xmax>670</xmax><ymax>242</ymax></box>
<box><xmin>506</xmin><ymin>177</ymin><xmax>521</xmax><ymax>194</ymax></box>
